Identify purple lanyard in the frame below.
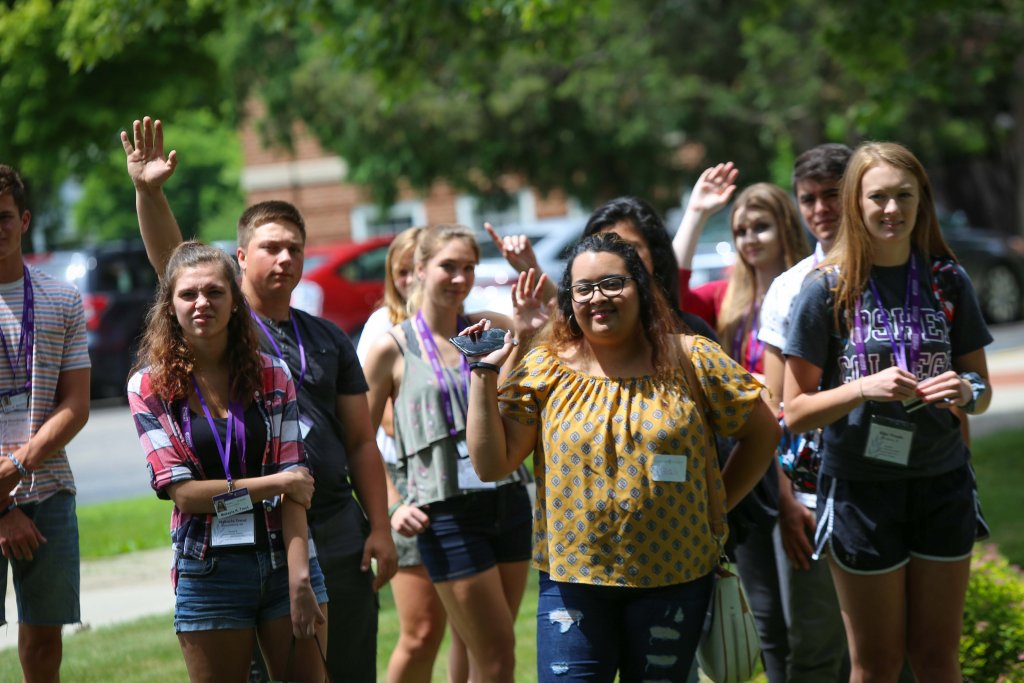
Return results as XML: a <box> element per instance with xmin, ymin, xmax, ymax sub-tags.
<box><xmin>0</xmin><ymin>266</ymin><xmax>34</xmax><ymax>395</ymax></box>
<box><xmin>251</xmin><ymin>312</ymin><xmax>307</xmax><ymax>391</ymax></box>
<box><xmin>413</xmin><ymin>310</ymin><xmax>469</xmax><ymax>438</ymax></box>
<box><xmin>184</xmin><ymin>376</ymin><xmax>247</xmax><ymax>481</ymax></box>
<box><xmin>732</xmin><ymin>300</ymin><xmax>765</xmax><ymax>372</ymax></box>
<box><xmin>854</xmin><ymin>254</ymin><xmax>922</xmax><ymax>377</ymax></box>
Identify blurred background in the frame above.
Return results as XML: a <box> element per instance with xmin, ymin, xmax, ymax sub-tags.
<box><xmin>3</xmin><ymin>0</ymin><xmax>1023</xmax><ymax>394</ymax></box>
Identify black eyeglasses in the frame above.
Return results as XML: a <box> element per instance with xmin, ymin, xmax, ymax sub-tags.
<box><xmin>569</xmin><ymin>275</ymin><xmax>634</xmax><ymax>303</ymax></box>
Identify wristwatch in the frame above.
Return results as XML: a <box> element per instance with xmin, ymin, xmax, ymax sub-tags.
<box><xmin>959</xmin><ymin>371</ymin><xmax>986</xmax><ymax>414</ymax></box>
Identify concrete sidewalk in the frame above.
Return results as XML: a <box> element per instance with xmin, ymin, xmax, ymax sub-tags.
<box><xmin>2</xmin><ymin>346</ymin><xmax>1023</xmax><ymax>652</ymax></box>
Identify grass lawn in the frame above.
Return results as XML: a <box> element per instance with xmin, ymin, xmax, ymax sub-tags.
<box><xmin>0</xmin><ymin>430</ymin><xmax>1017</xmax><ymax>680</ymax></box>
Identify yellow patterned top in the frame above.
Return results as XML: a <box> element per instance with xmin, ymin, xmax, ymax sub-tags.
<box><xmin>498</xmin><ymin>336</ymin><xmax>760</xmax><ymax>587</ymax></box>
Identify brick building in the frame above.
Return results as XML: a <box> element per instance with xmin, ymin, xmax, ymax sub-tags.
<box><xmin>239</xmin><ymin>116</ymin><xmax>581</xmax><ymax>245</ymax></box>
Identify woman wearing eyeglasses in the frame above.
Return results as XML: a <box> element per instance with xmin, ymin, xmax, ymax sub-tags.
<box><xmin>462</xmin><ymin>227</ymin><xmax>779</xmax><ymax>682</ymax></box>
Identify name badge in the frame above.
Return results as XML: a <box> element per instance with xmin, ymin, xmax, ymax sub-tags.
<box><xmin>211</xmin><ymin>513</ymin><xmax>255</xmax><ymax>547</ymax></box>
<box><xmin>650</xmin><ymin>455</ymin><xmax>688</xmax><ymax>482</ymax></box>
<box><xmin>299</xmin><ymin>414</ymin><xmax>313</xmax><ymax>440</ymax></box>
<box><xmin>0</xmin><ymin>390</ymin><xmax>31</xmax><ymax>451</ymax></box>
<box><xmin>864</xmin><ymin>415</ymin><xmax>914</xmax><ymax>466</ymax></box>
<box><xmin>457</xmin><ymin>453</ymin><xmax>495</xmax><ymax>490</ymax></box>
<box><xmin>212</xmin><ymin>487</ymin><xmax>254</xmax><ymax>519</ymax></box>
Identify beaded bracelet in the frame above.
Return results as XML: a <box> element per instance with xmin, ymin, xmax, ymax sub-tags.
<box><xmin>5</xmin><ymin>452</ymin><xmax>29</xmax><ymax>479</ymax></box>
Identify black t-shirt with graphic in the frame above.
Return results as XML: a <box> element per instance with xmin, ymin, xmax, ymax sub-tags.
<box><xmin>784</xmin><ymin>254</ymin><xmax>992</xmax><ymax>481</ymax></box>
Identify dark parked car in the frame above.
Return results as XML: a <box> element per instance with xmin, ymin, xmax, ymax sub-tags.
<box><xmin>292</xmin><ymin>235</ymin><xmax>394</xmax><ymax>337</ymax></box>
<box><xmin>25</xmin><ymin>242</ymin><xmax>158</xmax><ymax>398</ymax></box>
<box><xmin>941</xmin><ymin>212</ymin><xmax>1024</xmax><ymax>324</ymax></box>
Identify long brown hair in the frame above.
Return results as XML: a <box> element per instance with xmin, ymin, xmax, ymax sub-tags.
<box><xmin>824</xmin><ymin>141</ymin><xmax>955</xmax><ymax>328</ymax></box>
<box><xmin>135</xmin><ymin>241</ymin><xmax>263</xmax><ymax>403</ymax></box>
<box><xmin>383</xmin><ymin>225</ymin><xmax>425</xmax><ymax>325</ymax></box>
<box><xmin>718</xmin><ymin>183</ymin><xmax>809</xmax><ymax>358</ymax></box>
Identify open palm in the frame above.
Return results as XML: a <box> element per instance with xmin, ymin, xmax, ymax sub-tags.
<box><xmin>121</xmin><ymin>116</ymin><xmax>177</xmax><ymax>191</ymax></box>
<box><xmin>512</xmin><ymin>269</ymin><xmax>550</xmax><ymax>338</ymax></box>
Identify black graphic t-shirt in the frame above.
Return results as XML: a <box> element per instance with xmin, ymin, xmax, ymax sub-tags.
<box><xmin>784</xmin><ymin>254</ymin><xmax>992</xmax><ymax>481</ymax></box>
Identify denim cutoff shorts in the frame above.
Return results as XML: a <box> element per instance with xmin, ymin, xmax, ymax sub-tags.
<box><xmin>174</xmin><ymin>549</ymin><xmax>328</xmax><ymax>632</ymax></box>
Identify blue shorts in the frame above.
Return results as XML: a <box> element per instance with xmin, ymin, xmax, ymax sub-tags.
<box><xmin>417</xmin><ymin>484</ymin><xmax>532</xmax><ymax>583</ymax></box>
<box><xmin>0</xmin><ymin>491</ymin><xmax>80</xmax><ymax>626</ymax></box>
<box><xmin>174</xmin><ymin>549</ymin><xmax>329</xmax><ymax>632</ymax></box>
<box><xmin>815</xmin><ymin>464</ymin><xmax>976</xmax><ymax>574</ymax></box>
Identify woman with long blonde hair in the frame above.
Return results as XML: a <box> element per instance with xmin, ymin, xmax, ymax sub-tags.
<box><xmin>356</xmin><ymin>226</ymin><xmax>472</xmax><ymax>683</ymax></box>
<box><xmin>784</xmin><ymin>142</ymin><xmax>992</xmax><ymax>681</ymax></box>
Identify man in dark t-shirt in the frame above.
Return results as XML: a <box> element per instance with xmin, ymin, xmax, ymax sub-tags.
<box><xmin>123</xmin><ymin>116</ymin><xmax>397</xmax><ymax>683</ymax></box>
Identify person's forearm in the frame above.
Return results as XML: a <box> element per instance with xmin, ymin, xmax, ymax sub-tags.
<box><xmin>672</xmin><ymin>206</ymin><xmax>713</xmax><ymax>270</ymax></box>
<box><xmin>348</xmin><ymin>445</ymin><xmax>391</xmax><ymax>532</ymax></box>
<box><xmin>135</xmin><ymin>185</ymin><xmax>184</xmax><ymax>276</ymax></box>
<box><xmin>8</xmin><ymin>368</ymin><xmax>90</xmax><ymax>477</ymax></box>
<box><xmin>720</xmin><ymin>407</ymin><xmax>780</xmax><ymax>510</ymax></box>
<box><xmin>466</xmin><ymin>369</ymin><xmax>514</xmax><ymax>481</ymax></box>
<box><xmin>283</xmin><ymin>497</ymin><xmax>312</xmax><ymax>586</ymax></box>
<box><xmin>168</xmin><ymin>471</ymin><xmax>297</xmax><ymax>514</ymax></box>
<box><xmin>785</xmin><ymin>380</ymin><xmax>862</xmax><ymax>433</ymax></box>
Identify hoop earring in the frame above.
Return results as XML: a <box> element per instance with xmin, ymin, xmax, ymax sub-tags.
<box><xmin>568</xmin><ymin>313</ymin><xmax>582</xmax><ymax>337</ymax></box>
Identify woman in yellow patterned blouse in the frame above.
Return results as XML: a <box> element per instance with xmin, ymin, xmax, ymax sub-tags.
<box><xmin>462</xmin><ymin>231</ymin><xmax>779</xmax><ymax>682</ymax></box>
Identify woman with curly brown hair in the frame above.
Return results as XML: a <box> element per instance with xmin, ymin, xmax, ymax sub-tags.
<box><xmin>128</xmin><ymin>241</ymin><xmax>329</xmax><ymax>682</ymax></box>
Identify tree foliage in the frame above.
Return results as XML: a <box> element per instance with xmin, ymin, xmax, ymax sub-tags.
<box><xmin>2</xmin><ymin>0</ymin><xmax>1023</xmax><ymax>237</ymax></box>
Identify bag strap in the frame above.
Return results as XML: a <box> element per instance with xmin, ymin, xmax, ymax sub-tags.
<box><xmin>677</xmin><ymin>336</ymin><xmax>728</xmax><ymax>548</ymax></box>
<box><xmin>285</xmin><ymin>633</ymin><xmax>333</xmax><ymax>683</ymax></box>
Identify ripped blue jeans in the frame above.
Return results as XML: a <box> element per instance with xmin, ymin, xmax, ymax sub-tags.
<box><xmin>536</xmin><ymin>571</ymin><xmax>713</xmax><ymax>682</ymax></box>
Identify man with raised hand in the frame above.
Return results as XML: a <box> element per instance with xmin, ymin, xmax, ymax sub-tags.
<box><xmin>0</xmin><ymin>164</ymin><xmax>91</xmax><ymax>682</ymax></box>
<box><xmin>758</xmin><ymin>143</ymin><xmax>852</xmax><ymax>683</ymax></box>
<box><xmin>122</xmin><ymin>117</ymin><xmax>397</xmax><ymax>683</ymax></box>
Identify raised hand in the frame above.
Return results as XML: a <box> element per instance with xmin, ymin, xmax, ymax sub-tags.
<box><xmin>688</xmin><ymin>162</ymin><xmax>738</xmax><ymax>216</ymax></box>
<box><xmin>485</xmin><ymin>222</ymin><xmax>540</xmax><ymax>274</ymax></box>
<box><xmin>121</xmin><ymin>116</ymin><xmax>177</xmax><ymax>192</ymax></box>
<box><xmin>512</xmin><ymin>268</ymin><xmax>550</xmax><ymax>340</ymax></box>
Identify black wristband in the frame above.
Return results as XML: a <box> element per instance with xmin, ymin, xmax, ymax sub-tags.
<box><xmin>469</xmin><ymin>361</ymin><xmax>501</xmax><ymax>374</ymax></box>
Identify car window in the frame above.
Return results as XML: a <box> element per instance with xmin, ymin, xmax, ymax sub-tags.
<box><xmin>338</xmin><ymin>245</ymin><xmax>389</xmax><ymax>282</ymax></box>
<box><xmin>93</xmin><ymin>254</ymin><xmax>158</xmax><ymax>294</ymax></box>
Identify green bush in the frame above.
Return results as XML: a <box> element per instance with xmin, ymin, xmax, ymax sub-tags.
<box><xmin>962</xmin><ymin>545</ymin><xmax>1024</xmax><ymax>682</ymax></box>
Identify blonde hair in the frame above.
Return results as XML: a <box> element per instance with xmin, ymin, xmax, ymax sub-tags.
<box><xmin>383</xmin><ymin>226</ymin><xmax>425</xmax><ymax>324</ymax></box>
<box><xmin>718</xmin><ymin>183</ymin><xmax>810</xmax><ymax>359</ymax></box>
<box><xmin>823</xmin><ymin>141</ymin><xmax>955</xmax><ymax>329</ymax></box>
<box><xmin>405</xmin><ymin>224</ymin><xmax>480</xmax><ymax>315</ymax></box>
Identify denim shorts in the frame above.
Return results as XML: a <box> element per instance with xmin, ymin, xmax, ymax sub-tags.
<box><xmin>536</xmin><ymin>571</ymin><xmax>713</xmax><ymax>682</ymax></box>
<box><xmin>815</xmin><ymin>464</ymin><xmax>976</xmax><ymax>574</ymax></box>
<box><xmin>0</xmin><ymin>491</ymin><xmax>80</xmax><ymax>626</ymax></box>
<box><xmin>174</xmin><ymin>549</ymin><xmax>329</xmax><ymax>632</ymax></box>
<box><xmin>416</xmin><ymin>484</ymin><xmax>532</xmax><ymax>583</ymax></box>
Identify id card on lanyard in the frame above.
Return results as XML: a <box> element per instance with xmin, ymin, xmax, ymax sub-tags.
<box><xmin>252</xmin><ymin>312</ymin><xmax>313</xmax><ymax>438</ymax></box>
<box><xmin>412</xmin><ymin>311</ymin><xmax>493</xmax><ymax>490</ymax></box>
<box><xmin>853</xmin><ymin>255</ymin><xmax>922</xmax><ymax>465</ymax></box>
<box><xmin>0</xmin><ymin>267</ymin><xmax>34</xmax><ymax>456</ymax></box>
<box><xmin>733</xmin><ymin>299</ymin><xmax>765</xmax><ymax>372</ymax></box>
<box><xmin>183</xmin><ymin>378</ymin><xmax>255</xmax><ymax>545</ymax></box>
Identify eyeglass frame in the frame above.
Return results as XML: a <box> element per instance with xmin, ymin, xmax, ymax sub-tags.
<box><xmin>567</xmin><ymin>275</ymin><xmax>635</xmax><ymax>303</ymax></box>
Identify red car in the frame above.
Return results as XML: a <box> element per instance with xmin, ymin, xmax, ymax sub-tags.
<box><xmin>291</xmin><ymin>235</ymin><xmax>394</xmax><ymax>336</ymax></box>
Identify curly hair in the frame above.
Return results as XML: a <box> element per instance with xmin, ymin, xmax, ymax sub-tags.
<box><xmin>0</xmin><ymin>164</ymin><xmax>28</xmax><ymax>215</ymax></box>
<box><xmin>135</xmin><ymin>241</ymin><xmax>263</xmax><ymax>403</ymax></box>
<box><xmin>548</xmin><ymin>232</ymin><xmax>683</xmax><ymax>374</ymax></box>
